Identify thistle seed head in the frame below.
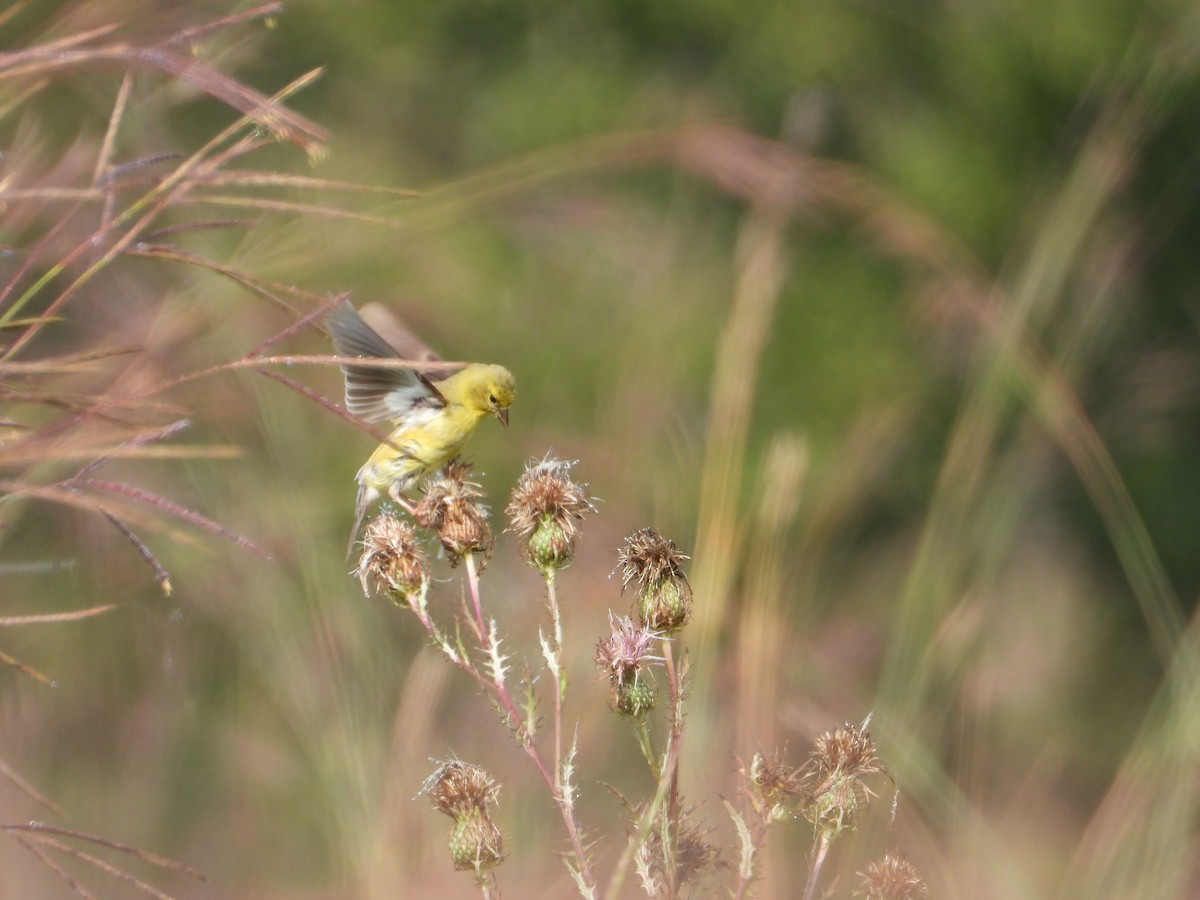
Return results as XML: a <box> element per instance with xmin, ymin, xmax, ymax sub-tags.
<box><xmin>743</xmin><ymin>750</ymin><xmax>807</xmax><ymax>823</ymax></box>
<box><xmin>414</xmin><ymin>459</ymin><xmax>493</xmax><ymax>567</ymax></box>
<box><xmin>355</xmin><ymin>512</ymin><xmax>430</xmax><ymax>606</ymax></box>
<box><xmin>421</xmin><ymin>759</ymin><xmax>505</xmax><ymax>873</ymax></box>
<box><xmin>811</xmin><ymin>717</ymin><xmax>884</xmax><ymax>783</ymax></box>
<box><xmin>616</xmin><ymin>528</ymin><xmax>692</xmax><ymax>633</ymax></box>
<box><xmin>422</xmin><ymin>758</ymin><xmax>501</xmax><ymax>817</ymax></box>
<box><xmin>505</xmin><ymin>457</ymin><xmax>596</xmax><ymax>575</ymax></box>
<box><xmin>673</xmin><ymin>815</ymin><xmax>718</xmax><ymax>888</ymax></box>
<box><xmin>802</xmin><ymin>716</ymin><xmax>890</xmax><ymax>843</ymax></box>
<box><xmin>856</xmin><ymin>853</ymin><xmax>929</xmax><ymax>899</ymax></box>
<box><xmin>638</xmin><ymin>804</ymin><xmax>716</xmax><ymax>889</ymax></box>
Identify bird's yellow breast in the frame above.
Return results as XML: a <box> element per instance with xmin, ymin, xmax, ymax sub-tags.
<box><xmin>357</xmin><ymin>403</ymin><xmax>489</xmax><ymax>492</ymax></box>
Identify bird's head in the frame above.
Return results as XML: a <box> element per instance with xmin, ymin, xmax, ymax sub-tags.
<box><xmin>466</xmin><ymin>364</ymin><xmax>516</xmax><ymax>426</ymax></box>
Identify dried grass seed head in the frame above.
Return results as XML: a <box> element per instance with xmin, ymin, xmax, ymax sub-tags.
<box><xmin>356</xmin><ymin>512</ymin><xmax>430</xmax><ymax>604</ymax></box>
<box><xmin>856</xmin><ymin>853</ymin><xmax>929</xmax><ymax>899</ymax></box>
<box><xmin>505</xmin><ymin>456</ymin><xmax>597</xmax><ymax>574</ymax></box>
<box><xmin>616</xmin><ymin>528</ymin><xmax>692</xmax><ymax>633</ymax></box>
<box><xmin>414</xmin><ymin>459</ymin><xmax>493</xmax><ymax>567</ymax></box>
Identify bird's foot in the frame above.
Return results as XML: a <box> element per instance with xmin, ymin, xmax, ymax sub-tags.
<box><xmin>387</xmin><ymin>483</ymin><xmax>417</xmax><ymax>516</ymax></box>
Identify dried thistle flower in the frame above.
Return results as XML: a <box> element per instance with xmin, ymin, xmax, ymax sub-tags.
<box><xmin>673</xmin><ymin>815</ymin><xmax>718</xmax><ymax>888</ymax></box>
<box><xmin>616</xmin><ymin>528</ymin><xmax>692</xmax><ymax>633</ymax></box>
<box><xmin>638</xmin><ymin>805</ymin><xmax>717</xmax><ymax>889</ymax></box>
<box><xmin>422</xmin><ymin>758</ymin><xmax>502</xmax><ymax>818</ymax></box>
<box><xmin>413</xmin><ymin>459</ymin><xmax>493</xmax><ymax>567</ymax></box>
<box><xmin>595</xmin><ymin>613</ymin><xmax>664</xmax><ymax>718</ymax></box>
<box><xmin>856</xmin><ymin>853</ymin><xmax>929</xmax><ymax>899</ymax></box>
<box><xmin>505</xmin><ymin>456</ymin><xmax>596</xmax><ymax>576</ymax></box>
<box><xmin>743</xmin><ymin>750</ymin><xmax>807</xmax><ymax>823</ymax></box>
<box><xmin>421</xmin><ymin>759</ymin><xmax>505</xmax><ymax>874</ymax></box>
<box><xmin>355</xmin><ymin>512</ymin><xmax>430</xmax><ymax>605</ymax></box>
<box><xmin>803</xmin><ymin>716</ymin><xmax>891</xmax><ymax>843</ymax></box>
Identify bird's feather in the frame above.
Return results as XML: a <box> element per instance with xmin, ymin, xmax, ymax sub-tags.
<box><xmin>328</xmin><ymin>300</ymin><xmax>446</xmax><ymax>423</ymax></box>
<box><xmin>357</xmin><ymin>302</ymin><xmax>443</xmax><ymax>369</ymax></box>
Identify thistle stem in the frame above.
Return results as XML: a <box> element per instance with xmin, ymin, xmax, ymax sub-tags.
<box><xmin>460</xmin><ymin>552</ymin><xmax>596</xmax><ymax>894</ymax></box>
<box><xmin>803</xmin><ymin>832</ymin><xmax>832</xmax><ymax>900</ymax></box>
<box><xmin>633</xmin><ymin>717</ymin><xmax>658</xmax><ymax>775</ymax></box>
<box><xmin>465</xmin><ymin>552</ymin><xmax>488</xmax><ymax>641</ymax></box>
<box><xmin>662</xmin><ymin>639</ymin><xmax>684</xmax><ymax>833</ymax></box>
<box><xmin>546</xmin><ymin>569</ymin><xmax>565</xmax><ymax>793</ymax></box>
<box><xmin>603</xmin><ymin>723</ymin><xmax>681</xmax><ymax>900</ymax></box>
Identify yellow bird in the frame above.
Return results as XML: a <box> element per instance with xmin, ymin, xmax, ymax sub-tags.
<box><xmin>327</xmin><ymin>301</ymin><xmax>515</xmax><ymax>552</ymax></box>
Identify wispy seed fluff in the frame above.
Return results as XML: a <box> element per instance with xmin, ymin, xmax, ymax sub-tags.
<box><xmin>616</xmin><ymin>528</ymin><xmax>692</xmax><ymax>633</ymax></box>
<box><xmin>356</xmin><ymin>512</ymin><xmax>430</xmax><ymax>606</ymax></box>
<box><xmin>413</xmin><ymin>459</ymin><xmax>493</xmax><ymax>568</ymax></box>
<box><xmin>421</xmin><ymin>759</ymin><xmax>505</xmax><ymax>874</ymax></box>
<box><xmin>505</xmin><ymin>457</ymin><xmax>596</xmax><ymax>576</ymax></box>
<box><xmin>595</xmin><ymin>613</ymin><xmax>664</xmax><ymax>718</ymax></box>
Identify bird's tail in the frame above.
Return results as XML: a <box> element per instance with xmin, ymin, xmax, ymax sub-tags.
<box><xmin>347</xmin><ymin>481</ymin><xmax>374</xmax><ymax>560</ymax></box>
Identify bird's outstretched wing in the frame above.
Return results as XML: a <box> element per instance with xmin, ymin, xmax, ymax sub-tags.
<box><xmin>327</xmin><ymin>301</ymin><xmax>446</xmax><ymax>423</ymax></box>
<box><xmin>357</xmin><ymin>302</ymin><xmax>442</xmax><ymax>369</ymax></box>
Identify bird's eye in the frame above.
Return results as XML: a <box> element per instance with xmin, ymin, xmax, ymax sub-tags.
<box><xmin>489</xmin><ymin>394</ymin><xmax>498</xmax><ymax>404</ymax></box>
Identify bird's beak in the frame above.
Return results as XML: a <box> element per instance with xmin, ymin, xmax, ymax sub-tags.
<box><xmin>496</xmin><ymin>407</ymin><xmax>509</xmax><ymax>427</ymax></box>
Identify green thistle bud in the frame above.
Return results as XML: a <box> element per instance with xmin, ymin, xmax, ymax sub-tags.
<box><xmin>449</xmin><ymin>806</ymin><xmax>504</xmax><ymax>873</ymax></box>
<box><xmin>807</xmin><ymin>773</ymin><xmax>864</xmax><ymax>841</ymax></box>
<box><xmin>637</xmin><ymin>574</ymin><xmax>690</xmax><ymax>633</ymax></box>
<box><xmin>616</xmin><ymin>677</ymin><xmax>657</xmax><ymax>718</ymax></box>
<box><xmin>528</xmin><ymin>512</ymin><xmax>573</xmax><ymax>574</ymax></box>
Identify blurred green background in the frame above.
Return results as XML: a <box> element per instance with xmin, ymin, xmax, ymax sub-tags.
<box><xmin>2</xmin><ymin>0</ymin><xmax>1199</xmax><ymax>897</ymax></box>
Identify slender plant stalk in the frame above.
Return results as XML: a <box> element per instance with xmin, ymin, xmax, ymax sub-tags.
<box><xmin>632</xmin><ymin>719</ymin><xmax>658</xmax><ymax>775</ymax></box>
<box><xmin>603</xmin><ymin>719</ymin><xmax>684</xmax><ymax>900</ymax></box>
<box><xmin>661</xmin><ymin>640</ymin><xmax>684</xmax><ymax>835</ymax></box>
<box><xmin>803</xmin><ymin>833</ymin><xmax>832</xmax><ymax>900</ymax></box>
<box><xmin>465</xmin><ymin>553</ymin><xmax>490</xmax><ymax>642</ymax></box>
<box><xmin>461</xmin><ymin>552</ymin><xmax>597</xmax><ymax>894</ymax></box>
<box><xmin>546</xmin><ymin>570</ymin><xmax>565</xmax><ymax>793</ymax></box>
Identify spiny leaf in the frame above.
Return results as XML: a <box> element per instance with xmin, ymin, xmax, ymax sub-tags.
<box><xmin>723</xmin><ymin>798</ymin><xmax>756</xmax><ymax>883</ymax></box>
